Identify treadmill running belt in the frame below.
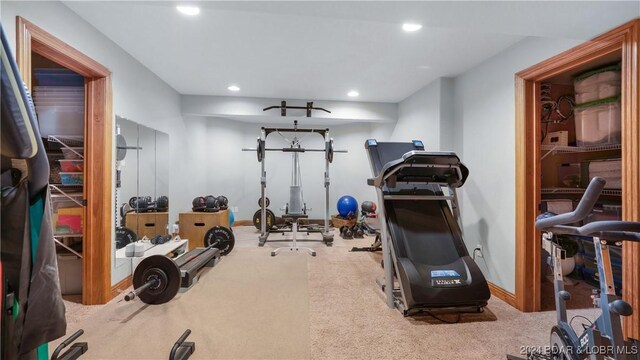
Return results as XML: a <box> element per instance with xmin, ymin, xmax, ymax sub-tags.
<box><xmin>386</xmin><ymin>200</ymin><xmax>466</xmax><ymax>266</ymax></box>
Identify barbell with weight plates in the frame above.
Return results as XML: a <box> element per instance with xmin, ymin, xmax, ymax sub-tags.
<box><xmin>124</xmin><ymin>227</ymin><xmax>235</xmax><ymax>304</ymax></box>
<box><xmin>244</xmin><ymin>138</ymin><xmax>346</xmax><ymax>163</ymax></box>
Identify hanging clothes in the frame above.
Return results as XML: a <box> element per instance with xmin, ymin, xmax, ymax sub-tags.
<box><xmin>1</xmin><ymin>22</ymin><xmax>67</xmax><ymax>359</ymax></box>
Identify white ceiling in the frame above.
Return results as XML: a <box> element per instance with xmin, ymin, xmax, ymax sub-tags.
<box><xmin>64</xmin><ymin>1</ymin><xmax>639</xmax><ymax>103</ymax></box>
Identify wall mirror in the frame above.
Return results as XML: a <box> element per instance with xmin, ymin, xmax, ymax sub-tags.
<box><xmin>112</xmin><ymin>116</ymin><xmax>170</xmax><ymax>284</ymax></box>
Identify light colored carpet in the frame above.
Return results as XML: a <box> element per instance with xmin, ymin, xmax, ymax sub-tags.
<box><xmin>55</xmin><ymin>226</ymin><xmax>598</xmax><ymax>359</ymax></box>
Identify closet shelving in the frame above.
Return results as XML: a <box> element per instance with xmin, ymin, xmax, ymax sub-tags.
<box><xmin>47</xmin><ymin>135</ymin><xmax>85</xmax><ymax>259</ymax></box>
<box><xmin>539</xmin><ymin>59</ymin><xmax>624</xmax><ymax>307</ymax></box>
<box><xmin>541</xmin><ymin>187</ymin><xmax>622</xmax><ymax>197</ymax></box>
<box><xmin>540</xmin><ymin>144</ymin><xmax>621</xmax><ymax>160</ymax></box>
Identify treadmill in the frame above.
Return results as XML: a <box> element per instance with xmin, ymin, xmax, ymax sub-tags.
<box><xmin>365</xmin><ymin>139</ymin><xmax>490</xmax><ymax>315</ymax></box>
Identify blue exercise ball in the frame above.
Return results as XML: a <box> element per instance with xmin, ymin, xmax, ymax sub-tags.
<box><xmin>229</xmin><ymin>209</ymin><xmax>235</xmax><ymax>227</ymax></box>
<box><xmin>337</xmin><ymin>195</ymin><xmax>358</xmax><ymax>217</ymax></box>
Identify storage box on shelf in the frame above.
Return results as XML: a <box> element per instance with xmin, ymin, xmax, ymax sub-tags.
<box><xmin>557</xmin><ymin>163</ymin><xmax>581</xmax><ymax>187</ymax></box>
<box><xmin>59</xmin><ymin>159</ymin><xmax>83</xmax><ymax>172</ymax></box>
<box><xmin>584</xmin><ymin>204</ymin><xmax>622</xmax><ymax>224</ymax></box>
<box><xmin>573</xmin><ymin>63</ymin><xmax>621</xmax><ymax>105</ymax></box>
<box><xmin>542</xmin><ymin>131</ymin><xmax>569</xmax><ymax>147</ymax></box>
<box><xmin>574</xmin><ymin>97</ymin><xmax>621</xmax><ymax>147</ymax></box>
<box><xmin>59</xmin><ymin>172</ymin><xmax>83</xmax><ymax>186</ymax></box>
<box><xmin>61</xmin><ymin>147</ymin><xmax>83</xmax><ymax>159</ymax></box>
<box><xmin>581</xmin><ymin>158</ymin><xmax>622</xmax><ymax>189</ymax></box>
<box><xmin>52</xmin><ymin>203</ymin><xmax>83</xmax><ymax>235</ymax></box>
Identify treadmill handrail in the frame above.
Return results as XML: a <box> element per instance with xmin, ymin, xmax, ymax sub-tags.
<box><xmin>368</xmin><ymin>151</ymin><xmax>465</xmax><ymax>188</ymax></box>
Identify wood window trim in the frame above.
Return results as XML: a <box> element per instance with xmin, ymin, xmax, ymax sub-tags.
<box><xmin>16</xmin><ymin>16</ymin><xmax>113</xmax><ymax>305</ymax></box>
<box><xmin>514</xmin><ymin>18</ymin><xmax>640</xmax><ymax>338</ymax></box>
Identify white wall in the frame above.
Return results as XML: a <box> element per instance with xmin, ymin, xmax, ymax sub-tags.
<box><xmin>392</xmin><ymin>78</ymin><xmax>442</xmax><ymax>148</ymax></box>
<box><xmin>179</xmin><ymin>117</ymin><xmax>379</xmax><ymax>222</ymax></box>
<box><xmin>452</xmin><ymin>36</ymin><xmax>582</xmax><ymax>293</ymax></box>
<box><xmin>1</xmin><ymin>1</ymin><xmax>188</xmax><ymax>285</ymax></box>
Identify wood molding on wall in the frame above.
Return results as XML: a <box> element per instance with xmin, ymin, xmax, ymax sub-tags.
<box><xmin>514</xmin><ymin>19</ymin><xmax>640</xmax><ymax>338</ymax></box>
<box><xmin>110</xmin><ymin>275</ymin><xmax>132</xmax><ymax>300</ymax></box>
<box><xmin>488</xmin><ymin>281</ymin><xmax>517</xmax><ymax>308</ymax></box>
<box><xmin>16</xmin><ymin>16</ymin><xmax>113</xmax><ymax>305</ymax></box>
<box><xmin>619</xmin><ymin>19</ymin><xmax>640</xmax><ymax>340</ymax></box>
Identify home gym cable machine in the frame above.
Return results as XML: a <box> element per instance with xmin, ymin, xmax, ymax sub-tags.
<box><xmin>242</xmin><ymin>101</ymin><xmax>346</xmax><ymax>255</ymax></box>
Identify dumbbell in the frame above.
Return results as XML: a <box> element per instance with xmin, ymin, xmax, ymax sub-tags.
<box><xmin>130</xmin><ymin>196</ymin><xmax>151</xmax><ymax>212</ymax></box>
<box><xmin>192</xmin><ymin>196</ymin><xmax>220</xmax><ymax>212</ymax></box>
<box><xmin>151</xmin><ymin>234</ymin><xmax>172</xmax><ymax>245</ymax></box>
<box><xmin>204</xmin><ymin>195</ymin><xmax>220</xmax><ymax>212</ymax></box>
<box><xmin>192</xmin><ymin>196</ymin><xmax>206</xmax><ymax>211</ymax></box>
<box><xmin>217</xmin><ymin>195</ymin><xmax>228</xmax><ymax>210</ymax></box>
<box><xmin>340</xmin><ymin>226</ymin><xmax>353</xmax><ymax>239</ymax></box>
<box><xmin>156</xmin><ymin>195</ymin><xmax>169</xmax><ymax>212</ymax></box>
<box><xmin>354</xmin><ymin>226</ymin><xmax>364</xmax><ymax>238</ymax></box>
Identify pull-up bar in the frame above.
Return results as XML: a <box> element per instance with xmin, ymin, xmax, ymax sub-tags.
<box><xmin>263</xmin><ymin>100</ymin><xmax>331</xmax><ymax>117</ymax></box>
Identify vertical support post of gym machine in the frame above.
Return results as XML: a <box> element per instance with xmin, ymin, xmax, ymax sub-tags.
<box><xmin>594</xmin><ymin>237</ymin><xmax>624</xmax><ymax>343</ymax></box>
<box><xmin>259</xmin><ymin>128</ymin><xmax>268</xmax><ymax>245</ymax></box>
<box><xmin>376</xmin><ymin>187</ymin><xmax>395</xmax><ymax>309</ymax></box>
<box><xmin>323</xmin><ymin>130</ymin><xmax>333</xmax><ymax>243</ymax></box>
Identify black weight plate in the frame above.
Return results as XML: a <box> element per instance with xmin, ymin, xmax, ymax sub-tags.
<box><xmin>133</xmin><ymin>255</ymin><xmax>181</xmax><ymax>305</ymax></box>
<box><xmin>115</xmin><ymin>227</ymin><xmax>137</xmax><ymax>249</ymax></box>
<box><xmin>326</xmin><ymin>138</ymin><xmax>334</xmax><ymax>163</ymax></box>
<box><xmin>129</xmin><ymin>197</ymin><xmax>138</xmax><ymax>208</ymax></box>
<box><xmin>257</xmin><ymin>197</ymin><xmax>270</xmax><ymax>208</ymax></box>
<box><xmin>116</xmin><ymin>134</ymin><xmax>127</xmax><ymax>161</ymax></box>
<box><xmin>257</xmin><ymin>138</ymin><xmax>264</xmax><ymax>162</ymax></box>
<box><xmin>204</xmin><ymin>226</ymin><xmax>235</xmax><ymax>256</ymax></box>
<box><xmin>252</xmin><ymin>209</ymin><xmax>276</xmax><ymax>230</ymax></box>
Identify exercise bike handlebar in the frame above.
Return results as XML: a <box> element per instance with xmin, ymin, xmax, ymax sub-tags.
<box><xmin>535</xmin><ymin>177</ymin><xmax>606</xmax><ymax>230</ymax></box>
<box><xmin>535</xmin><ymin>176</ymin><xmax>640</xmax><ymax>242</ymax></box>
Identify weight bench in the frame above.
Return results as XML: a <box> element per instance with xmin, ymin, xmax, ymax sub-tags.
<box><xmin>272</xmin><ymin>213</ymin><xmax>316</xmax><ymax>256</ymax></box>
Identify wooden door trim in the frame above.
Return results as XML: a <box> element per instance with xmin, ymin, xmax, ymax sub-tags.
<box><xmin>16</xmin><ymin>16</ymin><xmax>113</xmax><ymax>305</ymax></box>
<box><xmin>515</xmin><ymin>18</ymin><xmax>640</xmax><ymax>338</ymax></box>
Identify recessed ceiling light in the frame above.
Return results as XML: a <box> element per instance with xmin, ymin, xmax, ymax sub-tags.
<box><xmin>418</xmin><ymin>65</ymin><xmax>431</xmax><ymax>70</ymax></box>
<box><xmin>227</xmin><ymin>85</ymin><xmax>240</xmax><ymax>92</ymax></box>
<box><xmin>402</xmin><ymin>23</ymin><xmax>422</xmax><ymax>32</ymax></box>
<box><xmin>176</xmin><ymin>5</ymin><xmax>200</xmax><ymax>16</ymax></box>
<box><xmin>347</xmin><ymin>90</ymin><xmax>359</xmax><ymax>97</ymax></box>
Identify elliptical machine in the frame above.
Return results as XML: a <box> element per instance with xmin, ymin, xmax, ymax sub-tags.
<box><xmin>508</xmin><ymin>177</ymin><xmax>640</xmax><ymax>360</ymax></box>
